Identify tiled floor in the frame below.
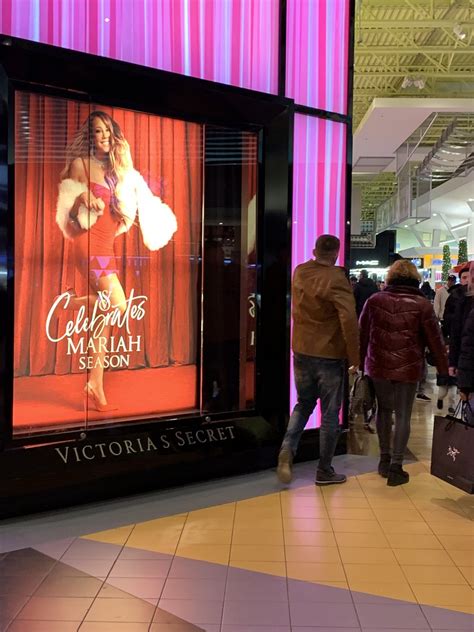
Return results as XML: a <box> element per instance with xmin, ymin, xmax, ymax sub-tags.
<box><xmin>0</xmin><ymin>393</ymin><xmax>473</xmax><ymax>631</ymax></box>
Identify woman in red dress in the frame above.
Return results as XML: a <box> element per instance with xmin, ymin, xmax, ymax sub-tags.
<box><xmin>56</xmin><ymin>111</ymin><xmax>177</xmax><ymax>413</ymax></box>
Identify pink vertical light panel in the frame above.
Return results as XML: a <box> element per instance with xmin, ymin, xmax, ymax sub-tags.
<box><xmin>286</xmin><ymin>0</ymin><xmax>350</xmax><ymax>113</ymax></box>
<box><xmin>291</xmin><ymin>113</ymin><xmax>347</xmax><ymax>428</ymax></box>
<box><xmin>0</xmin><ymin>0</ymin><xmax>279</xmax><ymax>94</ymax></box>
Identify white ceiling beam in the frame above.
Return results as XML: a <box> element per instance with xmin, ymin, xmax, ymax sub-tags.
<box><xmin>359</xmin><ymin>20</ymin><xmax>474</xmax><ymax>29</ymax></box>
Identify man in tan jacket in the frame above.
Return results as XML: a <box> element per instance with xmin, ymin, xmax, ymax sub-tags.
<box><xmin>277</xmin><ymin>234</ymin><xmax>359</xmax><ymax>485</ymax></box>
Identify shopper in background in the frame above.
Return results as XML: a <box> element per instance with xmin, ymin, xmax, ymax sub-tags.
<box><xmin>277</xmin><ymin>234</ymin><xmax>359</xmax><ymax>486</ymax></box>
<box><xmin>449</xmin><ymin>261</ymin><xmax>474</xmax><ymax>388</ymax></box>
<box><xmin>350</xmin><ymin>275</ymin><xmax>357</xmax><ymax>290</ymax></box>
<box><xmin>420</xmin><ymin>281</ymin><xmax>435</xmax><ymax>301</ymax></box>
<box><xmin>359</xmin><ymin>260</ymin><xmax>448</xmax><ymax>486</ymax></box>
<box><xmin>354</xmin><ymin>269</ymin><xmax>378</xmax><ymax>317</ymax></box>
<box><xmin>443</xmin><ymin>264</ymin><xmax>470</xmax><ymax>339</ymax></box>
<box><xmin>434</xmin><ymin>274</ymin><xmax>456</xmax><ymax>321</ymax></box>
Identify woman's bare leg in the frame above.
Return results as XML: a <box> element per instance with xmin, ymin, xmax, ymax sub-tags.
<box><xmin>85</xmin><ymin>273</ymin><xmax>126</xmax><ymax>406</ymax></box>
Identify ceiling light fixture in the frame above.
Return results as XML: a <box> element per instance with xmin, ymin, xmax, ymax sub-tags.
<box><xmin>451</xmin><ymin>221</ymin><xmax>470</xmax><ymax>231</ymax></box>
<box><xmin>401</xmin><ymin>76</ymin><xmax>425</xmax><ymax>90</ymax></box>
<box><xmin>453</xmin><ymin>24</ymin><xmax>466</xmax><ymax>40</ymax></box>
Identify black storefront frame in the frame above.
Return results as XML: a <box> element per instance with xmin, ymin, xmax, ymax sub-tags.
<box><xmin>0</xmin><ymin>36</ymin><xmax>292</xmax><ymax>516</ymax></box>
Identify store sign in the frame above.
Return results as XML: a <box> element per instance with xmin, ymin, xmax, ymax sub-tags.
<box><xmin>355</xmin><ymin>260</ymin><xmax>379</xmax><ymax>267</ymax></box>
<box><xmin>54</xmin><ymin>425</ymin><xmax>237</xmax><ymax>464</ymax></box>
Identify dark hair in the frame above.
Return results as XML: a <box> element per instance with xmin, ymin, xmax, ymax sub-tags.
<box><xmin>360</xmin><ymin>269</ymin><xmax>369</xmax><ymax>279</ymax></box>
<box><xmin>315</xmin><ymin>234</ymin><xmax>340</xmax><ymax>256</ymax></box>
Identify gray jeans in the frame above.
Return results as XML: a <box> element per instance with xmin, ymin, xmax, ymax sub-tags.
<box><xmin>373</xmin><ymin>379</ymin><xmax>417</xmax><ymax>465</ymax></box>
<box><xmin>281</xmin><ymin>353</ymin><xmax>344</xmax><ymax>472</ymax></box>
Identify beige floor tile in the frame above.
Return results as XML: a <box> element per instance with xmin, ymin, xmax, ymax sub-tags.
<box><xmin>178</xmin><ymin>529</ymin><xmax>232</xmax><ymax>545</ymax></box>
<box><xmin>349</xmin><ymin>581</ymin><xmax>416</xmax><ymax>603</ymax></box>
<box><xmin>283</xmin><ymin>517</ymin><xmax>333</xmax><ymax>532</ymax></box>
<box><xmin>373</xmin><ymin>508</ymin><xmax>423</xmax><ymax>522</ymax></box>
<box><xmin>84</xmin><ymin>526</ymin><xmax>134</xmax><ymax>545</ymax></box>
<box><xmin>449</xmin><ymin>549</ymin><xmax>474</xmax><ymax>566</ymax></box>
<box><xmin>286</xmin><ymin>561</ymin><xmax>346</xmax><ymax>582</ymax></box>
<box><xmin>459</xmin><ymin>566</ymin><xmax>474</xmax><ymax>585</ymax></box>
<box><xmin>284</xmin><ymin>545</ymin><xmax>341</xmax><ymax>563</ymax></box>
<box><xmin>402</xmin><ymin>564</ymin><xmax>468</xmax><ymax>585</ymax></box>
<box><xmin>410</xmin><ymin>583</ymin><xmax>474</xmax><ymax>606</ymax></box>
<box><xmin>386</xmin><ymin>533</ymin><xmax>443</xmax><ymax>550</ymax></box>
<box><xmin>393</xmin><ymin>548</ymin><xmax>455</xmax><ymax>566</ymax></box>
<box><xmin>438</xmin><ymin>534</ymin><xmax>474</xmax><ymax>551</ymax></box>
<box><xmin>378</xmin><ymin>521</ymin><xmax>432</xmax><ymax>535</ymax></box>
<box><xmin>326</xmin><ymin>507</ymin><xmax>376</xmax><ymax>520</ymax></box>
<box><xmin>335</xmin><ymin>532</ymin><xmax>390</xmax><ymax>549</ymax></box>
<box><xmin>281</xmin><ymin>505</ymin><xmax>329</xmax><ymax>519</ymax></box>
<box><xmin>234</xmin><ymin>517</ymin><xmax>282</xmax><ymax>531</ymax></box>
<box><xmin>232</xmin><ymin>529</ymin><xmax>284</xmax><ymax>546</ymax></box>
<box><xmin>344</xmin><ymin>563</ymin><xmax>406</xmax><ymax>584</ymax></box>
<box><xmin>330</xmin><ymin>519</ymin><xmax>383</xmax><ymax>534</ymax></box>
<box><xmin>175</xmin><ymin>544</ymin><xmax>230</xmax><ymax>564</ymax></box>
<box><xmin>338</xmin><ymin>547</ymin><xmax>397</xmax><ymax>565</ymax></box>
<box><xmin>231</xmin><ymin>560</ymin><xmax>286</xmax><ymax>576</ymax></box>
<box><xmin>230</xmin><ymin>545</ymin><xmax>285</xmax><ymax>562</ymax></box>
<box><xmin>429</xmin><ymin>522</ymin><xmax>474</xmax><ymax>536</ymax></box>
<box><xmin>323</xmin><ymin>497</ymin><xmax>371</xmax><ymax>509</ymax></box>
<box><xmin>283</xmin><ymin>530</ymin><xmax>337</xmax><ymax>547</ymax></box>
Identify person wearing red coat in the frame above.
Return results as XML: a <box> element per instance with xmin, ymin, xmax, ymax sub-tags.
<box><xmin>359</xmin><ymin>260</ymin><xmax>448</xmax><ymax>486</ymax></box>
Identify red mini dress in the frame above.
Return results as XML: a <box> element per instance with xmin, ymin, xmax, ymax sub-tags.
<box><xmin>74</xmin><ymin>181</ymin><xmax>120</xmax><ymax>282</ymax></box>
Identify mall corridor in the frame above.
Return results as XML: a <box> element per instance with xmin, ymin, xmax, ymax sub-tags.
<box><xmin>1</xmin><ymin>397</ymin><xmax>473</xmax><ymax>631</ymax></box>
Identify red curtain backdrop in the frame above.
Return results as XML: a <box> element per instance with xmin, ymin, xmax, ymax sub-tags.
<box><xmin>14</xmin><ymin>92</ymin><xmax>202</xmax><ymax>377</ymax></box>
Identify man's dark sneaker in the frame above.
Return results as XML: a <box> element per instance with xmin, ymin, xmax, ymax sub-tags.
<box><xmin>416</xmin><ymin>393</ymin><xmax>431</xmax><ymax>402</ymax></box>
<box><xmin>277</xmin><ymin>449</ymin><xmax>293</xmax><ymax>484</ymax></box>
<box><xmin>387</xmin><ymin>463</ymin><xmax>410</xmax><ymax>487</ymax></box>
<box><xmin>378</xmin><ymin>454</ymin><xmax>391</xmax><ymax>478</ymax></box>
<box><xmin>437</xmin><ymin>399</ymin><xmax>443</xmax><ymax>410</ymax></box>
<box><xmin>315</xmin><ymin>467</ymin><xmax>347</xmax><ymax>486</ymax></box>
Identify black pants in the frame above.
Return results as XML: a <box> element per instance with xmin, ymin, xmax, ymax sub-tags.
<box><xmin>373</xmin><ymin>379</ymin><xmax>417</xmax><ymax>465</ymax></box>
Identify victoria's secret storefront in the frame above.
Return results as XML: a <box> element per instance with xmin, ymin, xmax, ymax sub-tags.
<box><xmin>0</xmin><ymin>38</ymin><xmax>292</xmax><ymax>516</ymax></box>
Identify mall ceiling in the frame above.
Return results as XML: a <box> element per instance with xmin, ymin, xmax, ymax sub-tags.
<box><xmin>353</xmin><ymin>0</ymin><xmax>474</xmax><ymax>223</ymax></box>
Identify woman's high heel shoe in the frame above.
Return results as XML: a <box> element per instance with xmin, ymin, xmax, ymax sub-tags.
<box><xmin>83</xmin><ymin>383</ymin><xmax>118</xmax><ymax>413</ymax></box>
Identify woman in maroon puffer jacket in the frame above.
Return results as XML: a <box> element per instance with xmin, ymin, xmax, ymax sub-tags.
<box><xmin>359</xmin><ymin>260</ymin><xmax>448</xmax><ymax>486</ymax></box>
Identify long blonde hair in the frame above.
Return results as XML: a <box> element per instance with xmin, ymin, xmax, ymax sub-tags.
<box><xmin>61</xmin><ymin>110</ymin><xmax>133</xmax><ymax>181</ymax></box>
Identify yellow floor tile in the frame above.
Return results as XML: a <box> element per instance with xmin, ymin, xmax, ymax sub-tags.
<box><xmin>429</xmin><ymin>522</ymin><xmax>474</xmax><ymax>536</ymax></box>
<box><xmin>323</xmin><ymin>496</ymin><xmax>371</xmax><ymax>508</ymax></box>
<box><xmin>401</xmin><ymin>564</ymin><xmax>468</xmax><ymax>585</ymax></box>
<box><xmin>84</xmin><ymin>525</ymin><xmax>134</xmax><ymax>545</ymax></box>
<box><xmin>288</xmin><ymin>485</ymin><xmax>323</xmax><ymax>497</ymax></box>
<box><xmin>286</xmin><ymin>561</ymin><xmax>346</xmax><ymax>583</ymax></box>
<box><xmin>235</xmin><ymin>509</ymin><xmax>282</xmax><ymax>522</ymax></box>
<box><xmin>367</xmin><ymin>498</ymin><xmax>416</xmax><ymax>509</ymax></box>
<box><xmin>184</xmin><ymin>517</ymin><xmax>235</xmax><ymax>530</ymax></box>
<box><xmin>283</xmin><ymin>530</ymin><xmax>337</xmax><ymax>547</ymax></box>
<box><xmin>188</xmin><ymin>504</ymin><xmax>235</xmax><ymax>518</ymax></box>
<box><xmin>137</xmin><ymin>515</ymin><xmax>188</xmax><ymax>531</ymax></box>
<box><xmin>234</xmin><ymin>517</ymin><xmax>282</xmax><ymax>531</ymax></box>
<box><xmin>335</xmin><ymin>532</ymin><xmax>390</xmax><ymax>549</ymax></box>
<box><xmin>232</xmin><ymin>529</ymin><xmax>284</xmax><ymax>546</ymax></box>
<box><xmin>378</xmin><ymin>521</ymin><xmax>432</xmax><ymax>535</ymax></box>
<box><xmin>231</xmin><ymin>560</ymin><xmax>286</xmax><ymax>576</ymax></box>
<box><xmin>344</xmin><ymin>563</ymin><xmax>406</xmax><ymax>584</ymax></box>
<box><xmin>373</xmin><ymin>509</ymin><xmax>423</xmax><ymax>522</ymax></box>
<box><xmin>449</xmin><ymin>550</ymin><xmax>474</xmax><ymax>567</ymax></box>
<box><xmin>230</xmin><ymin>545</ymin><xmax>285</xmax><ymax>562</ymax></box>
<box><xmin>438</xmin><ymin>534</ymin><xmax>474</xmax><ymax>551</ymax></box>
<box><xmin>393</xmin><ymin>548</ymin><xmax>455</xmax><ymax>566</ymax></box>
<box><xmin>330</xmin><ymin>519</ymin><xmax>383</xmax><ymax>534</ymax></box>
<box><xmin>459</xmin><ymin>567</ymin><xmax>474</xmax><ymax>585</ymax></box>
<box><xmin>410</xmin><ymin>583</ymin><xmax>474</xmax><ymax>607</ymax></box>
<box><xmin>280</xmin><ymin>493</ymin><xmax>325</xmax><ymax>508</ymax></box>
<box><xmin>175</xmin><ymin>544</ymin><xmax>230</xmax><ymax>564</ymax></box>
<box><xmin>178</xmin><ymin>529</ymin><xmax>232</xmax><ymax>545</ymax></box>
<box><xmin>283</xmin><ymin>517</ymin><xmax>332</xmax><ymax>532</ymax></box>
<box><xmin>321</xmin><ymin>487</ymin><xmax>365</xmax><ymax>499</ymax></box>
<box><xmin>348</xmin><ymin>581</ymin><xmax>416</xmax><ymax>602</ymax></box>
<box><xmin>386</xmin><ymin>533</ymin><xmax>443</xmax><ymax>550</ymax></box>
<box><xmin>237</xmin><ymin>494</ymin><xmax>280</xmax><ymax>507</ymax></box>
<box><xmin>284</xmin><ymin>545</ymin><xmax>341</xmax><ymax>564</ymax></box>
<box><xmin>326</xmin><ymin>507</ymin><xmax>376</xmax><ymax>520</ymax></box>
<box><xmin>338</xmin><ymin>547</ymin><xmax>397</xmax><ymax>565</ymax></box>
<box><xmin>281</xmin><ymin>506</ymin><xmax>329</xmax><ymax>519</ymax></box>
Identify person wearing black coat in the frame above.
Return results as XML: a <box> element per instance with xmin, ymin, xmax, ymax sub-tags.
<box><xmin>354</xmin><ymin>269</ymin><xmax>378</xmax><ymax>317</ymax></box>
<box><xmin>420</xmin><ymin>281</ymin><xmax>435</xmax><ymax>301</ymax></box>
<box><xmin>457</xmin><ymin>304</ymin><xmax>474</xmax><ymax>398</ymax></box>
<box><xmin>443</xmin><ymin>265</ymin><xmax>470</xmax><ymax>339</ymax></box>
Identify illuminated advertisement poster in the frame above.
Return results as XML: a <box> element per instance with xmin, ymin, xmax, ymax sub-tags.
<box><xmin>13</xmin><ymin>92</ymin><xmax>203</xmax><ymax>434</ymax></box>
